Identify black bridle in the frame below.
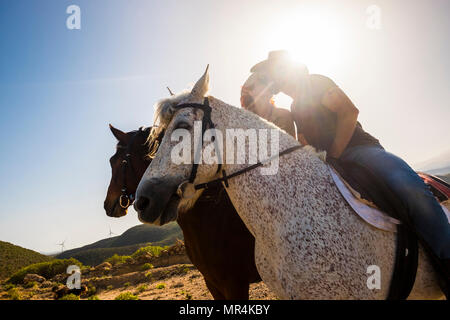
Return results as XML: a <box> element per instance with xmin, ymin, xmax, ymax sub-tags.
<box><xmin>173</xmin><ymin>97</ymin><xmax>303</xmax><ymax>192</ymax></box>
<box><xmin>118</xmin><ymin>129</ymin><xmax>147</xmax><ymax>209</ymax></box>
<box><xmin>173</xmin><ymin>97</ymin><xmax>223</xmax><ymax>186</ymax></box>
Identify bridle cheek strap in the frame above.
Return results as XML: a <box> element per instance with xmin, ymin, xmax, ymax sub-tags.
<box><xmin>174</xmin><ymin>97</ymin><xmax>222</xmax><ymax>185</ymax></box>
<box><xmin>118</xmin><ymin>129</ymin><xmax>144</xmax><ymax>209</ymax></box>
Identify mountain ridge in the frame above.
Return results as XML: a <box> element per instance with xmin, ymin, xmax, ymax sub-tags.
<box><xmin>55</xmin><ymin>222</ymin><xmax>183</xmax><ymax>266</ymax></box>
<box><xmin>414</xmin><ymin>149</ymin><xmax>450</xmax><ymax>174</ymax></box>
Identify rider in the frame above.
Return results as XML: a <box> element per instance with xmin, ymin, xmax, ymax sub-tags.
<box><xmin>241</xmin><ymin>73</ymin><xmax>296</xmax><ymax>138</ymax></box>
<box><xmin>241</xmin><ymin>50</ymin><xmax>450</xmax><ymax>297</ymax></box>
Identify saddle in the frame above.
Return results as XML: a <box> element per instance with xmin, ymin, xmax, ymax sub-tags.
<box><xmin>328</xmin><ymin>158</ymin><xmax>450</xmax><ymax>300</ymax></box>
<box><xmin>417</xmin><ymin>172</ymin><xmax>450</xmax><ymax>202</ymax></box>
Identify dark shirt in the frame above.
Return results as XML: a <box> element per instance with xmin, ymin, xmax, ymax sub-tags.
<box><xmin>291</xmin><ymin>74</ymin><xmax>382</xmax><ymax>153</ymax></box>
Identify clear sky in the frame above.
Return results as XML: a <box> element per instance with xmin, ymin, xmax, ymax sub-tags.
<box><xmin>0</xmin><ymin>0</ymin><xmax>449</xmax><ymax>253</ymax></box>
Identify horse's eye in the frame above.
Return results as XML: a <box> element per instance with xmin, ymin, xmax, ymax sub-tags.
<box><xmin>175</xmin><ymin>122</ymin><xmax>191</xmax><ymax>130</ymax></box>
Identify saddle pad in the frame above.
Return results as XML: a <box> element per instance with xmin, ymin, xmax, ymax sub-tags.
<box><xmin>328</xmin><ymin>165</ymin><xmax>400</xmax><ymax>232</ymax></box>
<box><xmin>328</xmin><ymin>166</ymin><xmax>450</xmax><ymax>232</ymax></box>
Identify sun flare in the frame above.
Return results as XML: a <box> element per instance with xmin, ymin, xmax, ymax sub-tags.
<box><xmin>263</xmin><ymin>8</ymin><xmax>348</xmax><ymax>74</ymax></box>
<box><xmin>256</xmin><ymin>7</ymin><xmax>349</xmax><ymax>110</ymax></box>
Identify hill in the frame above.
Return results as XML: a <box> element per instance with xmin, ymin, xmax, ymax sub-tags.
<box><xmin>414</xmin><ymin>149</ymin><xmax>450</xmax><ymax>175</ymax></box>
<box><xmin>437</xmin><ymin>173</ymin><xmax>450</xmax><ymax>184</ymax></box>
<box><xmin>426</xmin><ymin>166</ymin><xmax>450</xmax><ymax>176</ymax></box>
<box><xmin>0</xmin><ymin>241</ymin><xmax>52</xmax><ymax>280</ymax></box>
<box><xmin>55</xmin><ymin>222</ymin><xmax>183</xmax><ymax>266</ymax></box>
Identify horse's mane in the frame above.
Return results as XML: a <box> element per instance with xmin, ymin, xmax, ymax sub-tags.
<box><xmin>147</xmin><ymin>90</ymin><xmax>191</xmax><ymax>158</ymax></box>
<box><xmin>153</xmin><ymin>91</ymin><xmax>191</xmax><ymax>129</ymax></box>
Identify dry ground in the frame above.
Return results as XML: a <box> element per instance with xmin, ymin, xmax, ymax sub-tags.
<box><xmin>0</xmin><ymin>263</ymin><xmax>277</xmax><ymax>300</ymax></box>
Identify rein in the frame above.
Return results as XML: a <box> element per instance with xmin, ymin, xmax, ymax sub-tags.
<box><xmin>173</xmin><ymin>97</ymin><xmax>303</xmax><ymax>194</ymax></box>
<box><xmin>194</xmin><ymin>145</ymin><xmax>302</xmax><ymax>190</ymax></box>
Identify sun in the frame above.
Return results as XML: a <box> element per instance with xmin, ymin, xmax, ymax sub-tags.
<box><xmin>256</xmin><ymin>7</ymin><xmax>349</xmax><ymax>110</ymax></box>
<box><xmin>262</xmin><ymin>8</ymin><xmax>348</xmax><ymax>75</ymax></box>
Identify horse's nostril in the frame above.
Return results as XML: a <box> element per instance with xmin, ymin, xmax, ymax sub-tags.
<box><xmin>135</xmin><ymin>197</ymin><xmax>150</xmax><ymax>212</ymax></box>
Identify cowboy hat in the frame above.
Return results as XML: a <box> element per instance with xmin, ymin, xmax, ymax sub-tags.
<box><xmin>250</xmin><ymin>50</ymin><xmax>293</xmax><ymax>73</ymax></box>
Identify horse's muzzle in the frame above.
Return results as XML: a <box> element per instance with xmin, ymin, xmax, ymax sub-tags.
<box><xmin>134</xmin><ymin>178</ymin><xmax>179</xmax><ymax>225</ymax></box>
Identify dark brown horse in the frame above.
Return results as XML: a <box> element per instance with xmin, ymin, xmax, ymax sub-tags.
<box><xmin>104</xmin><ymin>125</ymin><xmax>152</xmax><ymax>218</ymax></box>
<box><xmin>104</xmin><ymin>125</ymin><xmax>261</xmax><ymax>299</ymax></box>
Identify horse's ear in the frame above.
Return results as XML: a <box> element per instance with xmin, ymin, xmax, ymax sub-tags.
<box><xmin>141</xmin><ymin>126</ymin><xmax>152</xmax><ymax>137</ymax></box>
<box><xmin>144</xmin><ymin>126</ymin><xmax>152</xmax><ymax>134</ymax></box>
<box><xmin>109</xmin><ymin>124</ymin><xmax>128</xmax><ymax>142</ymax></box>
<box><xmin>191</xmin><ymin>65</ymin><xmax>210</xmax><ymax>99</ymax></box>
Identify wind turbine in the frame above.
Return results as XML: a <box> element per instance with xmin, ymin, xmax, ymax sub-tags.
<box><xmin>57</xmin><ymin>239</ymin><xmax>66</xmax><ymax>253</ymax></box>
<box><xmin>108</xmin><ymin>226</ymin><xmax>116</xmax><ymax>238</ymax></box>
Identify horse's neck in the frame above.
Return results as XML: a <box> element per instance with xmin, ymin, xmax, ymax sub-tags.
<box><xmin>210</xmin><ymin>96</ymin><xmax>293</xmax><ymax>134</ymax></box>
<box><xmin>209</xmin><ymin>96</ymin><xmax>300</xmax><ymax>171</ymax></box>
<box><xmin>207</xmin><ymin>97</ymin><xmax>327</xmax><ymax>235</ymax></box>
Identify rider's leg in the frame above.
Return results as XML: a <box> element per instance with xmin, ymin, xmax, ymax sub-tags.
<box><xmin>340</xmin><ymin>145</ymin><xmax>450</xmax><ymax>296</ymax></box>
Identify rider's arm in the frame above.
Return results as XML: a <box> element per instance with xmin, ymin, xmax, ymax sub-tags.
<box><xmin>321</xmin><ymin>86</ymin><xmax>359</xmax><ymax>158</ymax></box>
<box><xmin>272</xmin><ymin>108</ymin><xmax>296</xmax><ymax>138</ymax></box>
<box><xmin>297</xmin><ymin>133</ymin><xmax>309</xmax><ymax>146</ymax></box>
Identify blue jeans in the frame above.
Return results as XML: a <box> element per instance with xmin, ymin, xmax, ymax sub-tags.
<box><xmin>340</xmin><ymin>144</ymin><xmax>450</xmax><ymax>259</ymax></box>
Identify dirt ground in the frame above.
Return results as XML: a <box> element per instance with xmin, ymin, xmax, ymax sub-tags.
<box><xmin>97</xmin><ymin>264</ymin><xmax>276</xmax><ymax>300</ymax></box>
<box><xmin>0</xmin><ymin>263</ymin><xmax>277</xmax><ymax>300</ymax></box>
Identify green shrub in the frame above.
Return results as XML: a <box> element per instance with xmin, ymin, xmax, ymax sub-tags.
<box><xmin>88</xmin><ymin>295</ymin><xmax>100</xmax><ymax>300</ymax></box>
<box><xmin>136</xmin><ymin>284</ymin><xmax>148</xmax><ymax>293</ymax></box>
<box><xmin>114</xmin><ymin>292</ymin><xmax>139</xmax><ymax>300</ymax></box>
<box><xmin>7</xmin><ymin>258</ymin><xmax>83</xmax><ymax>284</ymax></box>
<box><xmin>124</xmin><ymin>282</ymin><xmax>131</xmax><ymax>287</ymax></box>
<box><xmin>59</xmin><ymin>293</ymin><xmax>80</xmax><ymax>300</ymax></box>
<box><xmin>105</xmin><ymin>254</ymin><xmax>132</xmax><ymax>266</ymax></box>
<box><xmin>155</xmin><ymin>283</ymin><xmax>165</xmax><ymax>289</ymax></box>
<box><xmin>106</xmin><ymin>285</ymin><xmax>113</xmax><ymax>290</ymax></box>
<box><xmin>141</xmin><ymin>263</ymin><xmax>154</xmax><ymax>271</ymax></box>
<box><xmin>81</xmin><ymin>266</ymin><xmax>91</xmax><ymax>274</ymax></box>
<box><xmin>87</xmin><ymin>284</ymin><xmax>96</xmax><ymax>296</ymax></box>
<box><xmin>7</xmin><ymin>288</ymin><xmax>21</xmax><ymax>300</ymax></box>
<box><xmin>3</xmin><ymin>283</ymin><xmax>15</xmax><ymax>291</ymax></box>
<box><xmin>23</xmin><ymin>281</ymin><xmax>37</xmax><ymax>289</ymax></box>
<box><xmin>131</xmin><ymin>246</ymin><xmax>167</xmax><ymax>259</ymax></box>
